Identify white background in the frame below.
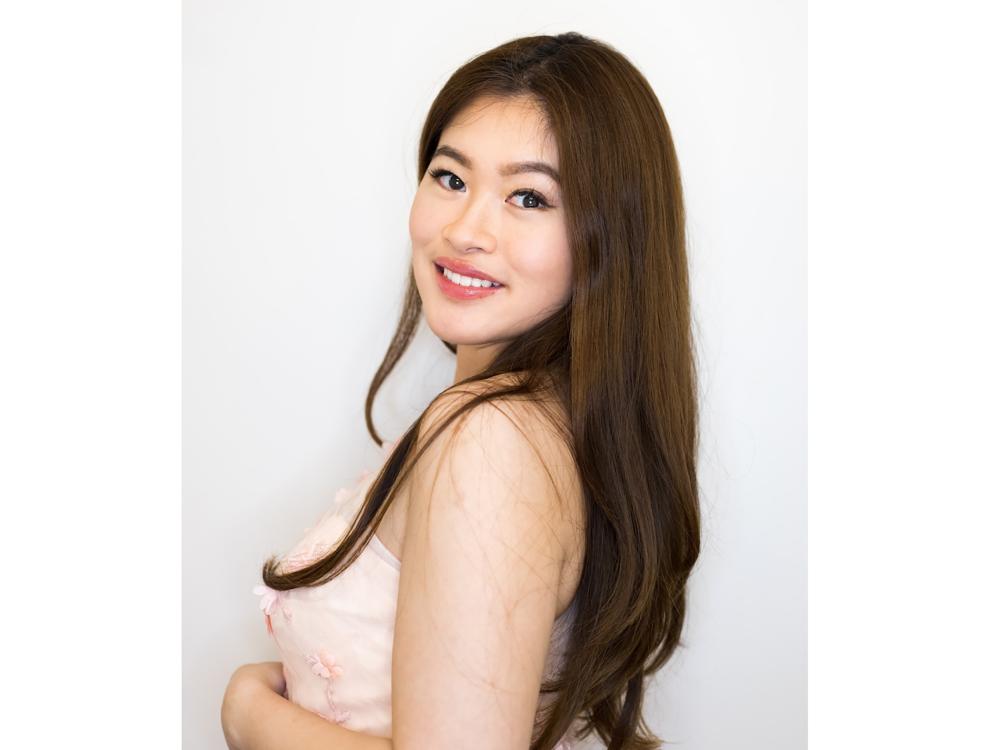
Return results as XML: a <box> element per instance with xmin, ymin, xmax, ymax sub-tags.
<box><xmin>183</xmin><ymin>2</ymin><xmax>804</xmax><ymax>749</ymax></box>
<box><xmin>9</xmin><ymin>1</ymin><xmax>998</xmax><ymax>750</ymax></box>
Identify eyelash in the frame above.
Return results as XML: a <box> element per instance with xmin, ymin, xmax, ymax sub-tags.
<box><xmin>426</xmin><ymin>167</ymin><xmax>553</xmax><ymax>210</ymax></box>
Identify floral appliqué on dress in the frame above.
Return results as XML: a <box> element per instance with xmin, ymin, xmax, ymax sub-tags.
<box><xmin>252</xmin><ymin>539</ymin><xmax>333</xmax><ymax>636</ymax></box>
<box><xmin>249</xmin><ymin>445</ymin><xmax>403</xmax><ymax>729</ymax></box>
<box><xmin>252</xmin><ymin>583</ymin><xmax>293</xmax><ymax>636</ymax></box>
<box><xmin>306</xmin><ymin>648</ymin><xmax>351</xmax><ymax>725</ymax></box>
<box><xmin>252</xmin><ymin>585</ymin><xmax>352</xmax><ymax>724</ymax></box>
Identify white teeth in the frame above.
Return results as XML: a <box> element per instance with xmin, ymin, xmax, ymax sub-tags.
<box><xmin>442</xmin><ymin>266</ymin><xmax>500</xmax><ymax>288</ymax></box>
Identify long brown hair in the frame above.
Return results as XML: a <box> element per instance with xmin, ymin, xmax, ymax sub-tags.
<box><xmin>262</xmin><ymin>31</ymin><xmax>701</xmax><ymax>750</ymax></box>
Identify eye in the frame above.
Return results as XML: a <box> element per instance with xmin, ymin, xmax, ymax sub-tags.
<box><xmin>509</xmin><ymin>189</ymin><xmax>551</xmax><ymax>210</ymax></box>
<box><xmin>428</xmin><ymin>167</ymin><xmax>465</xmax><ymax>192</ymax></box>
<box><xmin>426</xmin><ymin>167</ymin><xmax>552</xmax><ymax>210</ymax></box>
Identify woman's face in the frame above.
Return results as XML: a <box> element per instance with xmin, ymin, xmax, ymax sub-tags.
<box><xmin>409</xmin><ymin>95</ymin><xmax>572</xmax><ymax>364</ymax></box>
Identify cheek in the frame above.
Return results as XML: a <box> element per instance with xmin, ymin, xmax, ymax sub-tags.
<box><xmin>515</xmin><ymin>233</ymin><xmax>573</xmax><ymax>298</ymax></box>
<box><xmin>408</xmin><ymin>189</ymin><xmax>439</xmax><ymax>246</ymax></box>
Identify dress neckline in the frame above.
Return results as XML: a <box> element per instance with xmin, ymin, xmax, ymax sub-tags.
<box><xmin>368</xmin><ymin>530</ymin><xmax>401</xmax><ymax>571</ymax></box>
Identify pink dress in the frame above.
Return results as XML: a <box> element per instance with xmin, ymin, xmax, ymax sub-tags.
<box><xmin>254</xmin><ymin>439</ymin><xmax>585</xmax><ymax>749</ymax></box>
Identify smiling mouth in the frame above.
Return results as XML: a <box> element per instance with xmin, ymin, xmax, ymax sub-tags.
<box><xmin>434</xmin><ymin>262</ymin><xmax>505</xmax><ymax>288</ymax></box>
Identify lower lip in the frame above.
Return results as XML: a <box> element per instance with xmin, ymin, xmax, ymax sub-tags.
<box><xmin>434</xmin><ymin>264</ymin><xmax>505</xmax><ymax>300</ymax></box>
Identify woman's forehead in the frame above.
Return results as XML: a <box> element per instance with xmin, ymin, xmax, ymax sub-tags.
<box><xmin>439</xmin><ymin>97</ymin><xmax>558</xmax><ymax>166</ymax></box>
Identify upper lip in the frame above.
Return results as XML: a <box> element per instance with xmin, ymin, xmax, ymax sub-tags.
<box><xmin>433</xmin><ymin>257</ymin><xmax>504</xmax><ymax>285</ymax></box>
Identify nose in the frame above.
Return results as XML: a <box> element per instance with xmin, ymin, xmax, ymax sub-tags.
<box><xmin>441</xmin><ymin>193</ymin><xmax>497</xmax><ymax>255</ymax></box>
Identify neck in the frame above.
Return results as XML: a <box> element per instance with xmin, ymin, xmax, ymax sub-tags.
<box><xmin>453</xmin><ymin>343</ymin><xmax>502</xmax><ymax>384</ymax></box>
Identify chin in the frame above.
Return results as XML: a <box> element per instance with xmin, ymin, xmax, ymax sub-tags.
<box><xmin>424</xmin><ymin>314</ymin><xmax>488</xmax><ymax>346</ymax></box>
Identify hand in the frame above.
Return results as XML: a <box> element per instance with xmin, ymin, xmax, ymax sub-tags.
<box><xmin>221</xmin><ymin>662</ymin><xmax>288</xmax><ymax>749</ymax></box>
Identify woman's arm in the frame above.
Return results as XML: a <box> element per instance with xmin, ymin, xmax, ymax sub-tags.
<box><xmin>222</xmin><ymin>662</ymin><xmax>393</xmax><ymax>750</ymax></box>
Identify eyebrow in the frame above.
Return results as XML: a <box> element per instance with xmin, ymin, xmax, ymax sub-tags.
<box><xmin>431</xmin><ymin>144</ymin><xmax>561</xmax><ymax>185</ymax></box>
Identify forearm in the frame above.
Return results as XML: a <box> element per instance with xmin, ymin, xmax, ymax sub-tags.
<box><xmin>235</xmin><ymin>682</ymin><xmax>393</xmax><ymax>750</ymax></box>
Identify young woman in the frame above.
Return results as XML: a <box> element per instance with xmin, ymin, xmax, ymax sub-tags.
<box><xmin>222</xmin><ymin>31</ymin><xmax>701</xmax><ymax>750</ymax></box>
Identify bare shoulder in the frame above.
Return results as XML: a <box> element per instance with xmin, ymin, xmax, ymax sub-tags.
<box><xmin>419</xmin><ymin>374</ymin><xmax>581</xmax><ymax>519</ymax></box>
<box><xmin>413</xmin><ymin>376</ymin><xmax>585</xmax><ymax>614</ymax></box>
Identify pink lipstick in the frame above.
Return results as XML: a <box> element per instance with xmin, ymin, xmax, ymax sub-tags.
<box><xmin>433</xmin><ymin>261</ymin><xmax>505</xmax><ymax>300</ymax></box>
